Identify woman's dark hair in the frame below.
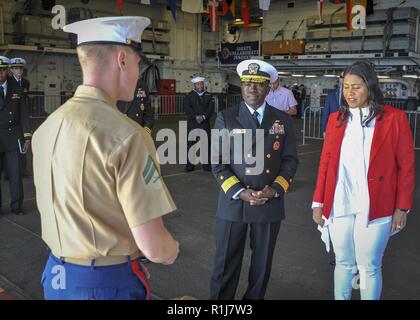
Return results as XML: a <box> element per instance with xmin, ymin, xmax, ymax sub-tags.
<box><xmin>337</xmin><ymin>61</ymin><xmax>384</xmax><ymax>127</ymax></box>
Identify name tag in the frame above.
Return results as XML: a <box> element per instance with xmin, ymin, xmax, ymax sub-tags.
<box><xmin>232</xmin><ymin>129</ymin><xmax>246</xmax><ymax>134</ymax></box>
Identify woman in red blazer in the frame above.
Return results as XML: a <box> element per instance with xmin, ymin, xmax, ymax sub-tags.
<box><xmin>312</xmin><ymin>61</ymin><xmax>415</xmax><ymax>300</ymax></box>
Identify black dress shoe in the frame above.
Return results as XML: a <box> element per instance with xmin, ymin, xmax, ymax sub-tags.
<box><xmin>202</xmin><ymin>165</ymin><xmax>212</xmax><ymax>172</ymax></box>
<box><xmin>185</xmin><ymin>165</ymin><xmax>195</xmax><ymax>172</ymax></box>
<box><xmin>12</xmin><ymin>209</ymin><xmax>25</xmax><ymax>216</ymax></box>
<box><xmin>139</xmin><ymin>256</ymin><xmax>150</xmax><ymax>264</ymax></box>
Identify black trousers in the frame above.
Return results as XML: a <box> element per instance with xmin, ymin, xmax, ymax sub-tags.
<box><xmin>20</xmin><ymin>152</ymin><xmax>28</xmax><ymax>174</ymax></box>
<box><xmin>0</xmin><ymin>151</ymin><xmax>23</xmax><ymax>211</ymax></box>
<box><xmin>186</xmin><ymin>125</ymin><xmax>211</xmax><ymax>169</ymax></box>
<box><xmin>210</xmin><ymin>218</ymin><xmax>281</xmax><ymax>300</ymax></box>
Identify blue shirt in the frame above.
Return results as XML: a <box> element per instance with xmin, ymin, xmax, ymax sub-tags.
<box><xmin>245</xmin><ymin>101</ymin><xmax>266</xmax><ymax>125</ymax></box>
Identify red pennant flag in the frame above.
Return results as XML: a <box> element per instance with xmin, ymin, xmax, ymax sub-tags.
<box><xmin>317</xmin><ymin>0</ymin><xmax>323</xmax><ymax>21</ymax></box>
<box><xmin>222</xmin><ymin>0</ymin><xmax>235</xmax><ymax>20</ymax></box>
<box><xmin>116</xmin><ymin>0</ymin><xmax>124</xmax><ymax>15</ymax></box>
<box><xmin>208</xmin><ymin>0</ymin><xmax>219</xmax><ymax>32</ymax></box>
<box><xmin>240</xmin><ymin>0</ymin><xmax>249</xmax><ymax>31</ymax></box>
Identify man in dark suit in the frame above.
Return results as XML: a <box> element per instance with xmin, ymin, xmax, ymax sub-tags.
<box><xmin>322</xmin><ymin>73</ymin><xmax>343</xmax><ymax>135</ymax></box>
<box><xmin>0</xmin><ymin>56</ymin><xmax>31</xmax><ymax>215</ymax></box>
<box><xmin>210</xmin><ymin>59</ymin><xmax>299</xmax><ymax>300</ymax></box>
<box><xmin>184</xmin><ymin>76</ymin><xmax>214</xmax><ymax>172</ymax></box>
<box><xmin>117</xmin><ymin>79</ymin><xmax>155</xmax><ymax>135</ymax></box>
<box><xmin>9</xmin><ymin>57</ymin><xmax>31</xmax><ymax>179</ymax></box>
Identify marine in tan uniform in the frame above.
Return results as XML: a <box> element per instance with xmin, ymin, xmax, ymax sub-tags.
<box><xmin>32</xmin><ymin>16</ymin><xmax>179</xmax><ymax>300</ymax></box>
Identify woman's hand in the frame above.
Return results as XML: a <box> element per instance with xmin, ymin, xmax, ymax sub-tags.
<box><xmin>312</xmin><ymin>207</ymin><xmax>324</xmax><ymax>227</ymax></box>
<box><xmin>391</xmin><ymin>209</ymin><xmax>408</xmax><ymax>233</ymax></box>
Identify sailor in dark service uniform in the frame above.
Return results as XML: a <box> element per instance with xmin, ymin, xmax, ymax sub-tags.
<box><xmin>0</xmin><ymin>56</ymin><xmax>32</xmax><ymax>215</ymax></box>
<box><xmin>10</xmin><ymin>57</ymin><xmax>31</xmax><ymax>178</ymax></box>
<box><xmin>10</xmin><ymin>58</ymin><xmax>30</xmax><ymax>94</ymax></box>
<box><xmin>117</xmin><ymin>79</ymin><xmax>154</xmax><ymax>135</ymax></box>
<box><xmin>210</xmin><ymin>59</ymin><xmax>299</xmax><ymax>300</ymax></box>
<box><xmin>184</xmin><ymin>76</ymin><xmax>214</xmax><ymax>172</ymax></box>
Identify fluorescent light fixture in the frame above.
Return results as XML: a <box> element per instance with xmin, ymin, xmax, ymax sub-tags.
<box><xmin>291</xmin><ymin>74</ymin><xmax>304</xmax><ymax>77</ymax></box>
<box><xmin>323</xmin><ymin>74</ymin><xmax>338</xmax><ymax>78</ymax></box>
<box><xmin>402</xmin><ymin>74</ymin><xmax>419</xmax><ymax>79</ymax></box>
<box><xmin>235</xmin><ymin>19</ymin><xmax>242</xmax><ymax>22</ymax></box>
<box><xmin>278</xmin><ymin>71</ymin><xmax>289</xmax><ymax>75</ymax></box>
<box><xmin>377</xmin><ymin>75</ymin><xmax>390</xmax><ymax>79</ymax></box>
<box><xmin>305</xmin><ymin>75</ymin><xmax>318</xmax><ymax>78</ymax></box>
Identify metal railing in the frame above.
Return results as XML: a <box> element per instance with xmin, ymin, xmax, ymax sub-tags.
<box><xmin>225</xmin><ymin>94</ymin><xmax>242</xmax><ymax>109</ymax></box>
<box><xmin>150</xmin><ymin>95</ymin><xmax>185</xmax><ymax>116</ymax></box>
<box><xmin>28</xmin><ymin>94</ymin><xmax>73</xmax><ymax>118</ymax></box>
<box><xmin>302</xmin><ymin>106</ymin><xmax>324</xmax><ymax>146</ymax></box>
<box><xmin>150</xmin><ymin>94</ymin><xmax>219</xmax><ymax>117</ymax></box>
<box><xmin>302</xmin><ymin>106</ymin><xmax>420</xmax><ymax>150</ymax></box>
<box><xmin>406</xmin><ymin>111</ymin><xmax>419</xmax><ymax>150</ymax></box>
<box><xmin>27</xmin><ymin>93</ymin><xmax>220</xmax><ymax>119</ymax></box>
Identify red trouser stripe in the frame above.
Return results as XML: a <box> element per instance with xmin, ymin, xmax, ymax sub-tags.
<box><xmin>131</xmin><ymin>260</ymin><xmax>151</xmax><ymax>300</ymax></box>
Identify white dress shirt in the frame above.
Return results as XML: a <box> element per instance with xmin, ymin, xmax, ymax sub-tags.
<box><xmin>333</xmin><ymin>107</ymin><xmax>375</xmax><ymax>217</ymax></box>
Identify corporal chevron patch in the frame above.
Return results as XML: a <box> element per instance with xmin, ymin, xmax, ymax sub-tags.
<box><xmin>142</xmin><ymin>155</ymin><xmax>160</xmax><ymax>185</ymax></box>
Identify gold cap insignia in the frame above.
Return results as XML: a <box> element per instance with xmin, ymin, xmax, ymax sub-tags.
<box><xmin>248</xmin><ymin>63</ymin><xmax>260</xmax><ymax>75</ymax></box>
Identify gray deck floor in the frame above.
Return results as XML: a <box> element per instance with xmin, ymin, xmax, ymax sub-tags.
<box><xmin>0</xmin><ymin>117</ymin><xmax>419</xmax><ymax>300</ymax></box>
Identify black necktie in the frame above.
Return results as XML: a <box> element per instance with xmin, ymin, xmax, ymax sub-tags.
<box><xmin>0</xmin><ymin>87</ymin><xmax>4</xmax><ymax>100</ymax></box>
<box><xmin>252</xmin><ymin>111</ymin><xmax>260</xmax><ymax>128</ymax></box>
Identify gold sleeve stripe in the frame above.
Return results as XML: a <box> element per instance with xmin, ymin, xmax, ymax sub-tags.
<box><xmin>24</xmin><ymin>133</ymin><xmax>32</xmax><ymax>138</ymax></box>
<box><xmin>221</xmin><ymin>176</ymin><xmax>240</xmax><ymax>193</ymax></box>
<box><xmin>274</xmin><ymin>176</ymin><xmax>289</xmax><ymax>193</ymax></box>
<box><xmin>144</xmin><ymin>127</ymin><xmax>152</xmax><ymax>135</ymax></box>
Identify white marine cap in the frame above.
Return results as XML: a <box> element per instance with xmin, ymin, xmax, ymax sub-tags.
<box><xmin>10</xmin><ymin>57</ymin><xmax>26</xmax><ymax>67</ymax></box>
<box><xmin>63</xmin><ymin>16</ymin><xmax>150</xmax><ymax>55</ymax></box>
<box><xmin>191</xmin><ymin>76</ymin><xmax>205</xmax><ymax>84</ymax></box>
<box><xmin>236</xmin><ymin>59</ymin><xmax>278</xmax><ymax>83</ymax></box>
<box><xmin>0</xmin><ymin>56</ymin><xmax>10</xmax><ymax>68</ymax></box>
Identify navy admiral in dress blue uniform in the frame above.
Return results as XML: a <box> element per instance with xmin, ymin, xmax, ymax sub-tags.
<box><xmin>0</xmin><ymin>56</ymin><xmax>32</xmax><ymax>215</ymax></box>
<box><xmin>117</xmin><ymin>79</ymin><xmax>154</xmax><ymax>135</ymax></box>
<box><xmin>210</xmin><ymin>59</ymin><xmax>299</xmax><ymax>300</ymax></box>
<box><xmin>184</xmin><ymin>76</ymin><xmax>214</xmax><ymax>172</ymax></box>
<box><xmin>10</xmin><ymin>57</ymin><xmax>31</xmax><ymax>178</ymax></box>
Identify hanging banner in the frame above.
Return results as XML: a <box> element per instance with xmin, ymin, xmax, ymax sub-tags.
<box><xmin>240</xmin><ymin>0</ymin><xmax>249</xmax><ymax>31</ymax></box>
<box><xmin>317</xmin><ymin>0</ymin><xmax>323</xmax><ymax>21</ymax></box>
<box><xmin>223</xmin><ymin>0</ymin><xmax>235</xmax><ymax>20</ymax></box>
<box><xmin>219</xmin><ymin>41</ymin><xmax>259</xmax><ymax>64</ymax></box>
<box><xmin>209</xmin><ymin>0</ymin><xmax>219</xmax><ymax>32</ymax></box>
<box><xmin>116</xmin><ymin>0</ymin><xmax>124</xmax><ymax>14</ymax></box>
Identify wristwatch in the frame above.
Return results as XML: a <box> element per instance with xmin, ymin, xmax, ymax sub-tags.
<box><xmin>274</xmin><ymin>192</ymin><xmax>280</xmax><ymax>198</ymax></box>
<box><xmin>399</xmin><ymin>208</ymin><xmax>410</xmax><ymax>213</ymax></box>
